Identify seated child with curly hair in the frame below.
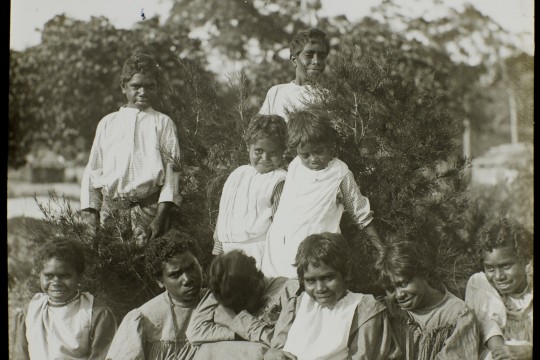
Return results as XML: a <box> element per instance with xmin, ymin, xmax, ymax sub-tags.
<box><xmin>376</xmin><ymin>239</ymin><xmax>480</xmax><ymax>360</ymax></box>
<box><xmin>266</xmin><ymin>232</ymin><xmax>398</xmax><ymax>360</ymax></box>
<box><xmin>12</xmin><ymin>237</ymin><xmax>117</xmax><ymax>360</ymax></box>
<box><xmin>212</xmin><ymin>114</ymin><xmax>288</xmax><ymax>269</ymax></box>
<box><xmin>465</xmin><ymin>218</ymin><xmax>533</xmax><ymax>360</ymax></box>
<box><xmin>106</xmin><ymin>229</ymin><xmax>204</xmax><ymax>360</ymax></box>
<box><xmin>186</xmin><ymin>250</ymin><xmax>299</xmax><ymax>360</ymax></box>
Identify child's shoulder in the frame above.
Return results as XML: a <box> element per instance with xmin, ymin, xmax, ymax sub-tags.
<box><xmin>266</xmin><ymin>82</ymin><xmax>296</xmax><ymax>93</ymax></box>
<box><xmin>466</xmin><ymin>272</ymin><xmax>495</xmax><ymax>293</ymax></box>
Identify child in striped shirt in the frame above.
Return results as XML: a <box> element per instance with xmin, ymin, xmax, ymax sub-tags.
<box><xmin>81</xmin><ymin>53</ymin><xmax>181</xmax><ymax>244</ymax></box>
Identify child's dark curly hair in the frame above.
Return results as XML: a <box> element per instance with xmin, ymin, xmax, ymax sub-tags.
<box><xmin>208</xmin><ymin>250</ymin><xmax>266</xmax><ymax>314</ymax></box>
<box><xmin>120</xmin><ymin>52</ymin><xmax>162</xmax><ymax>88</ymax></box>
<box><xmin>287</xmin><ymin>109</ymin><xmax>336</xmax><ymax>150</ymax></box>
<box><xmin>476</xmin><ymin>218</ymin><xmax>533</xmax><ymax>263</ymax></box>
<box><xmin>33</xmin><ymin>237</ymin><xmax>85</xmax><ymax>276</ymax></box>
<box><xmin>289</xmin><ymin>28</ymin><xmax>330</xmax><ymax>57</ymax></box>
<box><xmin>243</xmin><ymin>114</ymin><xmax>288</xmax><ymax>150</ymax></box>
<box><xmin>144</xmin><ymin>229</ymin><xmax>201</xmax><ymax>281</ymax></box>
<box><xmin>375</xmin><ymin>239</ymin><xmax>440</xmax><ymax>291</ymax></box>
<box><xmin>294</xmin><ymin>232</ymin><xmax>351</xmax><ymax>283</ymax></box>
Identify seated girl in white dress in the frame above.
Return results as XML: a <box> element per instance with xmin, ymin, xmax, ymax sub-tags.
<box><xmin>265</xmin><ymin>232</ymin><xmax>398</xmax><ymax>360</ymax></box>
<box><xmin>465</xmin><ymin>218</ymin><xmax>533</xmax><ymax>360</ymax></box>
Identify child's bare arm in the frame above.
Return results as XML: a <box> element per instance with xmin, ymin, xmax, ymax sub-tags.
<box><xmin>147</xmin><ymin>202</ymin><xmax>171</xmax><ymax>241</ymax></box>
<box><xmin>362</xmin><ymin>222</ymin><xmax>383</xmax><ymax>251</ymax></box>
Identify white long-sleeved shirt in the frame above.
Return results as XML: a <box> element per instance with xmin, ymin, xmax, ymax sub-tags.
<box><xmin>80</xmin><ymin>106</ymin><xmax>181</xmax><ymax>210</ymax></box>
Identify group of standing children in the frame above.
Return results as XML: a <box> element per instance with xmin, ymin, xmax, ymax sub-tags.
<box><xmin>12</xmin><ymin>27</ymin><xmax>533</xmax><ymax>360</ymax></box>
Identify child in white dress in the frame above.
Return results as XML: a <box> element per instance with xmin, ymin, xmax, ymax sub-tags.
<box><xmin>465</xmin><ymin>218</ymin><xmax>533</xmax><ymax>360</ymax></box>
<box><xmin>265</xmin><ymin>232</ymin><xmax>398</xmax><ymax>360</ymax></box>
<box><xmin>12</xmin><ymin>237</ymin><xmax>117</xmax><ymax>359</ymax></box>
<box><xmin>212</xmin><ymin>114</ymin><xmax>288</xmax><ymax>268</ymax></box>
<box><xmin>261</xmin><ymin>109</ymin><xmax>382</xmax><ymax>278</ymax></box>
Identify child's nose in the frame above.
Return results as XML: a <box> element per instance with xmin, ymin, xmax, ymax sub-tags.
<box><xmin>315</xmin><ymin>280</ymin><xmax>326</xmax><ymax>291</ymax></box>
<box><xmin>494</xmin><ymin>268</ymin><xmax>506</xmax><ymax>281</ymax></box>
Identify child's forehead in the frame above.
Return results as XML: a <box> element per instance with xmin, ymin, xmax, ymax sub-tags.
<box><xmin>301</xmin><ymin>39</ymin><xmax>327</xmax><ymax>51</ymax></box>
<box><xmin>305</xmin><ymin>260</ymin><xmax>338</xmax><ymax>275</ymax></box>
<box><xmin>42</xmin><ymin>257</ymin><xmax>77</xmax><ymax>272</ymax></box>
<box><xmin>483</xmin><ymin>246</ymin><xmax>518</xmax><ymax>262</ymax></box>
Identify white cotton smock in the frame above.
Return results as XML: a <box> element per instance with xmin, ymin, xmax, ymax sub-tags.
<box><xmin>283</xmin><ymin>291</ymin><xmax>364</xmax><ymax>360</ymax></box>
<box><xmin>259</xmin><ymin>82</ymin><xmax>316</xmax><ymax>122</ymax></box>
<box><xmin>25</xmin><ymin>292</ymin><xmax>94</xmax><ymax>360</ymax></box>
<box><xmin>215</xmin><ymin>165</ymin><xmax>286</xmax><ymax>268</ymax></box>
<box><xmin>261</xmin><ymin>157</ymin><xmax>348</xmax><ymax>278</ymax></box>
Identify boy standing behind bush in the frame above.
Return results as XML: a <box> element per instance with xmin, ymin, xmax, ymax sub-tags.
<box><xmin>81</xmin><ymin>53</ymin><xmax>181</xmax><ymax>244</ymax></box>
<box><xmin>259</xmin><ymin>28</ymin><xmax>329</xmax><ymax>122</ymax></box>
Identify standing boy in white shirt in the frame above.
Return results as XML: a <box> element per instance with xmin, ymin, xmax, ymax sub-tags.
<box><xmin>81</xmin><ymin>53</ymin><xmax>181</xmax><ymax>245</ymax></box>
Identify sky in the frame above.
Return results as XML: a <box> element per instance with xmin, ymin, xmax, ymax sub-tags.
<box><xmin>10</xmin><ymin>0</ymin><xmax>534</xmax><ymax>52</ymax></box>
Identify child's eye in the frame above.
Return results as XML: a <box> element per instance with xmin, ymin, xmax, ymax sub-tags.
<box><xmin>484</xmin><ymin>265</ymin><xmax>494</xmax><ymax>272</ymax></box>
<box><xmin>300</xmin><ymin>154</ymin><xmax>310</xmax><ymax>159</ymax></box>
<box><xmin>254</xmin><ymin>149</ymin><xmax>263</xmax><ymax>155</ymax></box>
<box><xmin>502</xmin><ymin>264</ymin><xmax>512</xmax><ymax>270</ymax></box>
<box><xmin>304</xmin><ymin>279</ymin><xmax>315</xmax><ymax>285</ymax></box>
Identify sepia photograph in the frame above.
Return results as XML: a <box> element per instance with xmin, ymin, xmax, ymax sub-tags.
<box><xmin>9</xmin><ymin>0</ymin><xmax>533</xmax><ymax>359</ymax></box>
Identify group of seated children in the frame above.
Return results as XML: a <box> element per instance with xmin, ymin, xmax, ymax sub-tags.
<box><xmin>13</xmin><ymin>218</ymin><xmax>533</xmax><ymax>360</ymax></box>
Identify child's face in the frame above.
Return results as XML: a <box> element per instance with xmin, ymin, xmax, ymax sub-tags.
<box><xmin>40</xmin><ymin>257</ymin><xmax>81</xmax><ymax>303</ymax></box>
<box><xmin>158</xmin><ymin>251</ymin><xmax>203</xmax><ymax>307</ymax></box>
<box><xmin>296</xmin><ymin>141</ymin><xmax>333</xmax><ymax>171</ymax></box>
<box><xmin>303</xmin><ymin>261</ymin><xmax>346</xmax><ymax>308</ymax></box>
<box><xmin>121</xmin><ymin>73</ymin><xmax>157</xmax><ymax>110</ymax></box>
<box><xmin>292</xmin><ymin>40</ymin><xmax>328</xmax><ymax>82</ymax></box>
<box><xmin>385</xmin><ymin>273</ymin><xmax>431</xmax><ymax>311</ymax></box>
<box><xmin>483</xmin><ymin>247</ymin><xmax>528</xmax><ymax>296</ymax></box>
<box><xmin>248</xmin><ymin>138</ymin><xmax>285</xmax><ymax>174</ymax></box>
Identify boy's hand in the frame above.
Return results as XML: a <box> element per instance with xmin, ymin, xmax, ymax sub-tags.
<box><xmin>492</xmin><ymin>343</ymin><xmax>532</xmax><ymax>360</ymax></box>
<box><xmin>264</xmin><ymin>349</ymin><xmax>297</xmax><ymax>360</ymax></box>
<box><xmin>82</xmin><ymin>209</ymin><xmax>100</xmax><ymax>236</ymax></box>
<box><xmin>146</xmin><ymin>202</ymin><xmax>171</xmax><ymax>241</ymax></box>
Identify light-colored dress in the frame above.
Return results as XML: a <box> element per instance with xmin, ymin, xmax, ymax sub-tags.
<box><xmin>106</xmin><ymin>291</ymin><xmax>203</xmax><ymax>360</ymax></box>
<box><xmin>465</xmin><ymin>271</ymin><xmax>533</xmax><ymax>359</ymax></box>
<box><xmin>12</xmin><ymin>292</ymin><xmax>117</xmax><ymax>360</ymax></box>
<box><xmin>212</xmin><ymin>165</ymin><xmax>286</xmax><ymax>268</ymax></box>
<box><xmin>384</xmin><ymin>291</ymin><xmax>480</xmax><ymax>360</ymax></box>
<box><xmin>80</xmin><ymin>106</ymin><xmax>181</xmax><ymax>237</ymax></box>
<box><xmin>186</xmin><ymin>277</ymin><xmax>300</xmax><ymax>360</ymax></box>
<box><xmin>261</xmin><ymin>156</ymin><xmax>373</xmax><ymax>278</ymax></box>
<box><xmin>271</xmin><ymin>291</ymin><xmax>399</xmax><ymax>360</ymax></box>
<box><xmin>259</xmin><ymin>82</ymin><xmax>316</xmax><ymax>122</ymax></box>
